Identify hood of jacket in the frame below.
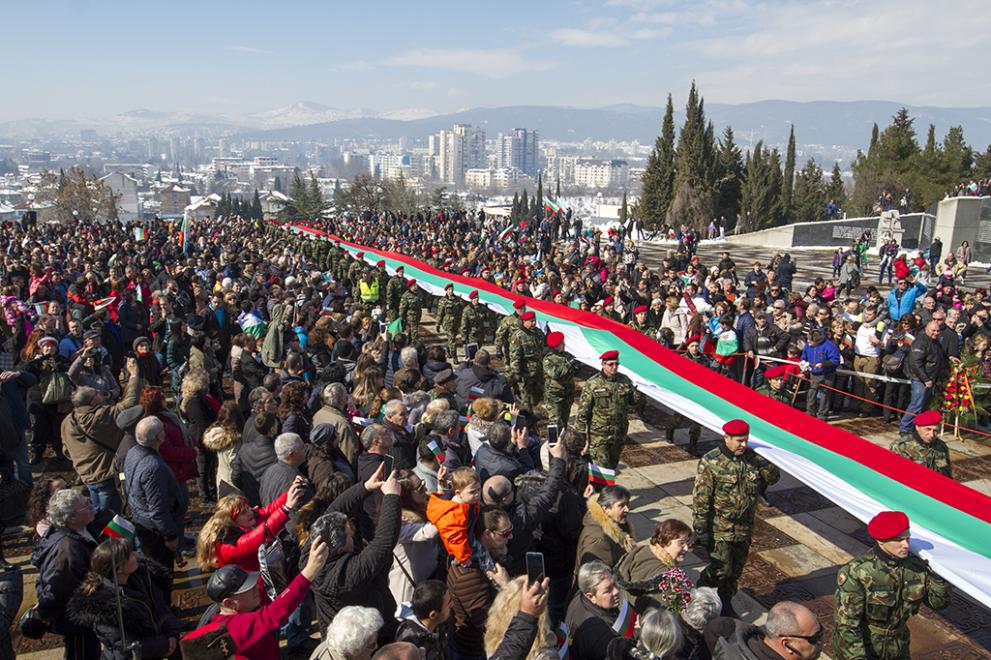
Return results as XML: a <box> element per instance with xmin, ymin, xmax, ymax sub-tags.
<box><xmin>203</xmin><ymin>425</ymin><xmax>239</xmax><ymax>452</ymax></box>
<box><xmin>585</xmin><ymin>494</ymin><xmax>635</xmax><ymax>553</ymax></box>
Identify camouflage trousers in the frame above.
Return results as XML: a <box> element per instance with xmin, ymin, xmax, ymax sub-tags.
<box><xmin>589</xmin><ymin>434</ymin><xmax>624</xmax><ymax>470</ymax></box>
<box><xmin>440</xmin><ymin>324</ymin><xmax>459</xmax><ymax>361</ymax></box>
<box><xmin>833</xmin><ymin>629</ymin><xmax>911</xmax><ymax>660</ymax></box>
<box><xmin>665</xmin><ymin>413</ymin><xmax>701</xmax><ymax>445</ymax></box>
<box><xmin>698</xmin><ymin>537</ymin><xmax>753</xmax><ymax>608</ymax></box>
<box><xmin>516</xmin><ymin>381</ymin><xmax>543</xmax><ymax>415</ymax></box>
<box><xmin>545</xmin><ymin>396</ymin><xmax>574</xmax><ymax>430</ymax></box>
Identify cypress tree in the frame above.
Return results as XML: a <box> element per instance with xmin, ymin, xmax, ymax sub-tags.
<box><xmin>714</xmin><ymin>126</ymin><xmax>744</xmax><ymax>230</ymax></box>
<box><xmin>783</xmin><ymin>125</ymin><xmax>796</xmax><ymax>221</ymax></box>
<box><xmin>536</xmin><ymin>173</ymin><xmax>544</xmax><ymax>220</ymax></box>
<box><xmin>520</xmin><ymin>189</ymin><xmax>529</xmax><ymax>220</ymax></box>
<box><xmin>791</xmin><ymin>158</ymin><xmax>827</xmax><ymax>222</ymax></box>
<box><xmin>639</xmin><ymin>94</ymin><xmax>676</xmax><ymax>227</ymax></box>
<box><xmin>251</xmin><ymin>189</ymin><xmax>263</xmax><ymax>220</ymax></box>
<box><xmin>556</xmin><ymin>174</ymin><xmax>561</xmax><ymax>198</ymax></box>
<box><xmin>667</xmin><ymin>82</ymin><xmax>714</xmax><ymax>229</ymax></box>
<box><xmin>741</xmin><ymin>142</ymin><xmax>784</xmax><ymax>229</ymax></box>
<box><xmin>825</xmin><ymin>162</ymin><xmax>846</xmax><ymax>209</ymax></box>
<box><xmin>619</xmin><ymin>192</ymin><xmax>629</xmax><ymax>223</ymax></box>
<box><xmin>868</xmin><ymin>123</ymin><xmax>879</xmax><ymax>156</ymax></box>
<box><xmin>512</xmin><ymin>192</ymin><xmax>520</xmax><ymax>219</ymax></box>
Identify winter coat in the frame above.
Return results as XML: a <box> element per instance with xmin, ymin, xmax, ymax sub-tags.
<box><xmin>67</xmin><ymin>560</ymin><xmax>179</xmax><ymax>660</ymax></box>
<box><xmin>488</xmin><ymin>612</ymin><xmax>542</xmax><ymax>660</ymax></box>
<box><xmin>62</xmin><ymin>376</ymin><xmax>142</xmax><ymax>485</ymax></box>
<box><xmin>454</xmin><ymin>362</ymin><xmax>514</xmax><ymax>404</ymax></box>
<box><xmin>394</xmin><ymin>610</ymin><xmax>447</xmax><ymax>660</ymax></box>
<box><xmin>67</xmin><ymin>355</ymin><xmax>121</xmax><ymax>403</ymax></box>
<box><xmin>887</xmin><ymin>281</ymin><xmax>927</xmax><ymax>321</ymax></box>
<box><xmin>565</xmin><ymin>593</ymin><xmax>620</xmax><ymax>660</ymax></box>
<box><xmin>214</xmin><ymin>490</ymin><xmax>290</xmax><ymax>571</ymax></box>
<box><xmin>426</xmin><ymin>495</ymin><xmax>479</xmax><ymax>565</ymax></box>
<box><xmin>259</xmin><ymin>461</ymin><xmax>300</xmax><ymax>508</ymax></box>
<box><xmin>0</xmin><ymin>567</ymin><xmax>21</xmax><ymax>660</ymax></box>
<box><xmin>31</xmin><ymin>526</ymin><xmax>98</xmax><ymax>627</ymax></box>
<box><xmin>525</xmin><ymin>476</ymin><xmax>585</xmax><ymax>581</ymax></box>
<box><xmin>203</xmin><ymin>424</ymin><xmax>239</xmax><ymax>492</ymax></box>
<box><xmin>312</xmin><ymin>404</ymin><xmax>359</xmax><ymax>468</ymax></box>
<box><xmin>474</xmin><ymin>442</ymin><xmax>535</xmax><ymax>483</ymax></box>
<box><xmin>574</xmin><ymin>494</ymin><xmax>635</xmax><ymax>578</ymax></box>
<box><xmin>123</xmin><ymin>444</ymin><xmax>188</xmax><ymax>541</ymax></box>
<box><xmin>180</xmin><ymin>393</ymin><xmax>217</xmax><ymax>450</ymax></box>
<box><xmin>388</xmin><ymin>513</ymin><xmax>440</xmax><ymax>606</ymax></box>
<box><xmin>661</xmin><ymin>307</ymin><xmax>690</xmax><ymax>345</ymax></box>
<box><xmin>421</xmin><ymin>358</ymin><xmax>453</xmax><ymax>388</ymax></box>
<box><xmin>156</xmin><ymin>411</ymin><xmax>197</xmax><ymax>483</ymax></box>
<box><xmin>260</xmin><ymin>303</ymin><xmax>286</xmax><ymax>368</ymax></box>
<box><xmin>232</xmin><ymin>432</ymin><xmax>278</xmax><ymax>506</ymax></box>
<box><xmin>304</xmin><ymin>488</ymin><xmax>402</xmax><ymax>641</ymax></box>
<box><xmin>905</xmin><ymin>332</ymin><xmax>945</xmax><ymax>383</ymax></box>
<box><xmin>615</xmin><ymin>543</ymin><xmax>679</xmax><ymax>614</ymax></box>
<box><xmin>501</xmin><ymin>456</ymin><xmax>566</xmax><ymax>575</ymax></box>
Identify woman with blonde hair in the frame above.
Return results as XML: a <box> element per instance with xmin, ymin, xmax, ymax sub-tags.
<box><xmin>351</xmin><ymin>366</ymin><xmax>384</xmax><ymax>416</ymax></box>
<box><xmin>196</xmin><ymin>476</ymin><xmax>307</xmax><ymax>573</ymax></box>
<box><xmin>485</xmin><ymin>575</ymin><xmax>557</xmax><ymax>660</ymax></box>
<box><xmin>465</xmin><ymin>397</ymin><xmax>506</xmax><ymax>456</ymax></box>
<box><xmin>414</xmin><ymin>398</ymin><xmax>450</xmax><ymax>445</ymax></box>
<box><xmin>179</xmin><ymin>367</ymin><xmax>219</xmax><ymax>503</ymax></box>
<box><xmin>202</xmin><ymin>400</ymin><xmax>244</xmax><ymax>492</ymax></box>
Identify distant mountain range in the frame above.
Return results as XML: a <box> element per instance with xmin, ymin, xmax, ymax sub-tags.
<box><xmin>3</xmin><ymin>100</ymin><xmax>991</xmax><ymax>153</ymax></box>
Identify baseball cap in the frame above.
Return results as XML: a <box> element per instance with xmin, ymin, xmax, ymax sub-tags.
<box><xmin>207</xmin><ymin>565</ymin><xmax>260</xmax><ymax>602</ymax></box>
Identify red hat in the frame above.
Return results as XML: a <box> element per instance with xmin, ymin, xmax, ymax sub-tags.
<box><xmin>552</xmin><ymin>289</ymin><xmax>562</xmax><ymax>298</ymax></box>
<box><xmin>407</xmin><ymin>279</ymin><xmax>417</xmax><ymax>288</ymax></box>
<box><xmin>685</xmin><ymin>335</ymin><xmax>701</xmax><ymax>345</ymax></box>
<box><xmin>396</xmin><ymin>265</ymin><xmax>404</xmax><ymax>271</ymax></box>
<box><xmin>468</xmin><ymin>290</ymin><xmax>479</xmax><ymax>300</ymax></box>
<box><xmin>376</xmin><ymin>260</ymin><xmax>385</xmax><ymax>267</ymax></box>
<box><xmin>722</xmin><ymin>419</ymin><xmax>750</xmax><ymax>436</ymax></box>
<box><xmin>599</xmin><ymin>350</ymin><xmax>619</xmax><ymax>361</ymax></box>
<box><xmin>356</xmin><ymin>251</ymin><xmax>364</xmax><ymax>259</ymax></box>
<box><xmin>634</xmin><ymin>305</ymin><xmax>648</xmax><ymax>315</ymax></box>
<box><xmin>914</xmin><ymin>410</ymin><xmax>941</xmax><ymax>427</ymax></box>
<box><xmin>513</xmin><ymin>300</ymin><xmax>526</xmax><ymax>310</ymax></box>
<box><xmin>444</xmin><ymin>283</ymin><xmax>454</xmax><ymax>291</ymax></box>
<box><xmin>764</xmin><ymin>365</ymin><xmax>787</xmax><ymax>379</ymax></box>
<box><xmin>521</xmin><ymin>311</ymin><xmax>536</xmax><ymax>321</ymax></box>
<box><xmin>867</xmin><ymin>511</ymin><xmax>910</xmax><ymax>540</ymax></box>
<box><xmin>603</xmin><ymin>296</ymin><xmax>614</xmax><ymax>307</ymax></box>
<box><xmin>547</xmin><ymin>331</ymin><xmax>565</xmax><ymax>348</ymax></box>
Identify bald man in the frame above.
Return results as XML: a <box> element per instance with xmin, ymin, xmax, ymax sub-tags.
<box><xmin>707</xmin><ymin>600</ymin><xmax>824</xmax><ymax>659</ymax></box>
<box><xmin>900</xmin><ymin>320</ymin><xmax>945</xmax><ymax>434</ymax></box>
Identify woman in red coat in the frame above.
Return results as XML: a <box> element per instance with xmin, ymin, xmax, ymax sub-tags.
<box><xmin>196</xmin><ymin>476</ymin><xmax>307</xmax><ymax>572</ymax></box>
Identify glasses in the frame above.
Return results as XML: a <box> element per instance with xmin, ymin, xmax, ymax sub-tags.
<box><xmin>603</xmin><ymin>360</ymin><xmax>619</xmax><ymax>366</ymax></box>
<box><xmin>492</xmin><ymin>526</ymin><xmax>514</xmax><ymax>538</ymax></box>
<box><xmin>785</xmin><ymin>625</ymin><xmax>824</xmax><ymax>646</ymax></box>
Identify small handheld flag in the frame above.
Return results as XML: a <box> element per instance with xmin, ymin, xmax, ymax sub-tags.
<box><xmin>588</xmin><ymin>463</ymin><xmax>617</xmax><ymax>486</ymax></box>
<box><xmin>387</xmin><ymin>317</ymin><xmax>403</xmax><ymax>338</ymax></box>
<box><xmin>427</xmin><ymin>439</ymin><xmax>445</xmax><ymax>463</ymax></box>
<box><xmin>133</xmin><ymin>227</ymin><xmax>148</xmax><ymax>241</ymax></box>
<box><xmin>611</xmin><ymin>597</ymin><xmax>637</xmax><ymax>638</ymax></box>
<box><xmin>102</xmin><ymin>515</ymin><xmax>136</xmax><ymax>541</ymax></box>
<box><xmin>544</xmin><ymin>197</ymin><xmax>562</xmax><ymax>216</ymax></box>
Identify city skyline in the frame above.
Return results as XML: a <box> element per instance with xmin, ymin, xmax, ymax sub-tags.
<box><xmin>4</xmin><ymin>0</ymin><xmax>991</xmax><ymax>123</ymax></box>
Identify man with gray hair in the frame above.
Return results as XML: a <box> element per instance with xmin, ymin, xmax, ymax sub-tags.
<box><xmin>30</xmin><ymin>489</ymin><xmax>99</xmax><ymax>657</ymax></box>
<box><xmin>312</xmin><ymin>382</ymin><xmax>358</xmax><ymax>468</ymax></box>
<box><xmin>260</xmin><ymin>432</ymin><xmax>306</xmax><ymax>508</ymax></box>
<box><xmin>61</xmin><ymin>357</ymin><xmax>142</xmax><ymax>514</ymax></box>
<box><xmin>705</xmin><ymin>600</ymin><xmax>823</xmax><ymax>659</ymax></box>
<box><xmin>356</xmin><ymin>423</ymin><xmax>393</xmax><ymax>541</ymax></box>
<box><xmin>124</xmin><ymin>415</ymin><xmax>187</xmax><ymax>585</ymax></box>
<box><xmin>382</xmin><ymin>398</ymin><xmax>417</xmax><ymax>470</ymax></box>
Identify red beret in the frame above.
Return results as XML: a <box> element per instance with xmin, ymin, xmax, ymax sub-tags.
<box><xmin>723</xmin><ymin>419</ymin><xmax>750</xmax><ymax>436</ymax></box>
<box><xmin>868</xmin><ymin>511</ymin><xmax>909</xmax><ymax>540</ymax></box>
<box><xmin>356</xmin><ymin>251</ymin><xmax>364</xmax><ymax>259</ymax></box>
<box><xmin>396</xmin><ymin>265</ymin><xmax>404</xmax><ymax>271</ymax></box>
<box><xmin>513</xmin><ymin>300</ymin><xmax>527</xmax><ymax>310</ymax></box>
<box><xmin>376</xmin><ymin>260</ymin><xmax>385</xmax><ymax>267</ymax></box>
<box><xmin>764</xmin><ymin>365</ymin><xmax>787</xmax><ymax>379</ymax></box>
<box><xmin>914</xmin><ymin>410</ymin><xmax>941</xmax><ymax>427</ymax></box>
<box><xmin>521</xmin><ymin>311</ymin><xmax>536</xmax><ymax>321</ymax></box>
<box><xmin>552</xmin><ymin>290</ymin><xmax>562</xmax><ymax>298</ymax></box>
<box><xmin>444</xmin><ymin>283</ymin><xmax>454</xmax><ymax>291</ymax></box>
<box><xmin>603</xmin><ymin>296</ymin><xmax>614</xmax><ymax>306</ymax></box>
<box><xmin>407</xmin><ymin>279</ymin><xmax>417</xmax><ymax>288</ymax></box>
<box><xmin>547</xmin><ymin>331</ymin><xmax>565</xmax><ymax>348</ymax></box>
<box><xmin>468</xmin><ymin>290</ymin><xmax>479</xmax><ymax>300</ymax></box>
<box><xmin>599</xmin><ymin>350</ymin><xmax>619</xmax><ymax>361</ymax></box>
<box><xmin>634</xmin><ymin>305</ymin><xmax>648</xmax><ymax>315</ymax></box>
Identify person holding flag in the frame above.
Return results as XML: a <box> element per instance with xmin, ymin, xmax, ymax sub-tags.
<box><xmin>565</xmin><ymin>561</ymin><xmax>634</xmax><ymax>660</ymax></box>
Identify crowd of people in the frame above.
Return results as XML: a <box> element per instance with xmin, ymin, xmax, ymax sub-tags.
<box><xmin>0</xmin><ymin>206</ymin><xmax>967</xmax><ymax>660</ymax></box>
<box><xmin>946</xmin><ymin>178</ymin><xmax>991</xmax><ymax>198</ymax></box>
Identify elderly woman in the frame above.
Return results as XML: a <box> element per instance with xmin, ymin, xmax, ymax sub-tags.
<box><xmin>575</xmin><ymin>485</ymin><xmax>635</xmax><ymax>578</ymax></box>
<box><xmin>465</xmin><ymin>396</ymin><xmax>505</xmax><ymax>456</ymax></box>
<box><xmin>616</xmin><ymin>518</ymin><xmax>694</xmax><ymax>615</ymax></box>
<box><xmin>310</xmin><ymin>605</ymin><xmax>383</xmax><ymax>660</ymax></box>
<box><xmin>20</xmin><ymin>335</ymin><xmax>71</xmax><ymax>464</ymax></box>
<box><xmin>607</xmin><ymin>608</ymin><xmax>685</xmax><ymax>660</ymax></box>
<box><xmin>678</xmin><ymin>587</ymin><xmax>721</xmax><ymax>660</ymax></box>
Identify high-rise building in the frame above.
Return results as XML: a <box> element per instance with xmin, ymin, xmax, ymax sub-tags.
<box><xmin>432</xmin><ymin>123</ymin><xmax>486</xmax><ymax>184</ymax></box>
<box><xmin>497</xmin><ymin>129</ymin><xmax>539</xmax><ymax>177</ymax></box>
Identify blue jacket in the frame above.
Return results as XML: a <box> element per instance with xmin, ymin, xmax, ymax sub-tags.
<box><xmin>887</xmin><ymin>282</ymin><xmax>927</xmax><ymax>321</ymax></box>
<box><xmin>801</xmin><ymin>339</ymin><xmax>841</xmax><ymax>376</ymax></box>
<box><xmin>123</xmin><ymin>444</ymin><xmax>187</xmax><ymax>540</ymax></box>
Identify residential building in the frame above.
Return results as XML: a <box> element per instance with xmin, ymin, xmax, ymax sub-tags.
<box><xmin>497</xmin><ymin>129</ymin><xmax>539</xmax><ymax>177</ymax></box>
<box><xmin>573</xmin><ymin>159</ymin><xmax>629</xmax><ymax>189</ymax></box>
<box><xmin>431</xmin><ymin>123</ymin><xmax>485</xmax><ymax>185</ymax></box>
<box><xmin>99</xmin><ymin>172</ymin><xmax>142</xmax><ymax>223</ymax></box>
<box><xmin>159</xmin><ymin>183</ymin><xmax>192</xmax><ymax>217</ymax></box>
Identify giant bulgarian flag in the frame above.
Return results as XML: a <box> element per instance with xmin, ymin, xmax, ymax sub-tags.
<box><xmin>286</xmin><ymin>222</ymin><xmax>991</xmax><ymax>608</ymax></box>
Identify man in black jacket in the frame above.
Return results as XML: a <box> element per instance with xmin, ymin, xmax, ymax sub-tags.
<box><xmin>454</xmin><ymin>349</ymin><xmax>514</xmax><ymax>404</ymax></box>
<box><xmin>394</xmin><ymin>580</ymin><xmax>451</xmax><ymax>660</ymax></box>
<box><xmin>259</xmin><ymin>432</ymin><xmax>306</xmax><ymax>509</ymax></box>
<box><xmin>31</xmin><ymin>489</ymin><xmax>100</xmax><ymax>660</ymax></box>
<box><xmin>900</xmin><ymin>321</ymin><xmax>945</xmax><ymax>435</ymax></box>
<box><xmin>565</xmin><ymin>561</ymin><xmax>625</xmax><ymax>660</ymax></box>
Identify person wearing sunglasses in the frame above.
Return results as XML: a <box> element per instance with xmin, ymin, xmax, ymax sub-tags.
<box><xmin>574</xmin><ymin>350</ymin><xmax>645</xmax><ymax>470</ymax></box>
<box><xmin>709</xmin><ymin>600</ymin><xmax>824</xmax><ymax>659</ymax></box>
<box><xmin>832</xmin><ymin>510</ymin><xmax>951</xmax><ymax>659</ymax></box>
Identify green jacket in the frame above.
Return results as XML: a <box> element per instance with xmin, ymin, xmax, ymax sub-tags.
<box><xmin>574</xmin><ymin>371</ymin><xmax>644</xmax><ymax>439</ymax></box>
<box><xmin>436</xmin><ymin>294</ymin><xmax>462</xmax><ymax>330</ymax></box>
<box><xmin>691</xmin><ymin>445</ymin><xmax>780</xmax><ymax>541</ymax></box>
<box><xmin>508</xmin><ymin>327</ymin><xmax>545</xmax><ymax>381</ymax></box>
<box><xmin>889</xmin><ymin>432</ymin><xmax>952</xmax><ymax>478</ymax></box>
<box><xmin>543</xmin><ymin>350</ymin><xmax>577</xmax><ymax>402</ymax></box>
<box><xmin>460</xmin><ymin>302</ymin><xmax>485</xmax><ymax>344</ymax></box>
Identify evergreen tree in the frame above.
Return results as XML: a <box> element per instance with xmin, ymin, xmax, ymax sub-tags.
<box><xmin>713</xmin><ymin>126</ymin><xmax>744</xmax><ymax>229</ymax></box>
<box><xmin>791</xmin><ymin>158</ymin><xmax>827</xmax><ymax>222</ymax></box>
<box><xmin>941</xmin><ymin>126</ymin><xmax>973</xmax><ymax>186</ymax></box>
<box><xmin>511</xmin><ymin>192</ymin><xmax>520</xmax><ymax>219</ymax></box>
<box><xmin>520</xmin><ymin>189</ymin><xmax>529</xmax><ymax>220</ymax></box>
<box><xmin>868</xmin><ymin>123</ymin><xmax>880</xmax><ymax>156</ymax></box>
<box><xmin>851</xmin><ymin>108</ymin><xmax>921</xmax><ymax>213</ymax></box>
<box><xmin>666</xmin><ymin>83</ymin><xmax>714</xmax><ymax>229</ymax></box>
<box><xmin>782</xmin><ymin>125</ymin><xmax>796</xmax><ymax>220</ymax></box>
<box><xmin>975</xmin><ymin>144</ymin><xmax>991</xmax><ymax>179</ymax></box>
<box><xmin>273</xmin><ymin>176</ymin><xmax>284</xmax><ymax>193</ymax></box>
<box><xmin>639</xmin><ymin>94</ymin><xmax>676</xmax><ymax>227</ymax></box>
<box><xmin>741</xmin><ymin>142</ymin><xmax>784</xmax><ymax>229</ymax></box>
<box><xmin>825</xmin><ymin>162</ymin><xmax>846</xmax><ymax>209</ymax></box>
<box><xmin>536</xmin><ymin>173</ymin><xmax>544</xmax><ymax>221</ymax></box>
<box><xmin>619</xmin><ymin>192</ymin><xmax>629</xmax><ymax>223</ymax></box>
<box><xmin>333</xmin><ymin>179</ymin><xmax>343</xmax><ymax>208</ymax></box>
<box><xmin>556</xmin><ymin>174</ymin><xmax>561</xmax><ymax>198</ymax></box>
<box><xmin>251</xmin><ymin>189</ymin><xmax>263</xmax><ymax>220</ymax></box>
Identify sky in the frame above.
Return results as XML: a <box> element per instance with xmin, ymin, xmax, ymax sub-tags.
<box><xmin>3</xmin><ymin>0</ymin><xmax>990</xmax><ymax>121</ymax></box>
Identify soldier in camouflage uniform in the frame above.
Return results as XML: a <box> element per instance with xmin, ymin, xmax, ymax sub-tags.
<box><xmin>665</xmin><ymin>337</ymin><xmax>707</xmax><ymax>446</ymax></box>
<box><xmin>508</xmin><ymin>311</ymin><xmax>545</xmax><ymax>412</ymax></box>
<box><xmin>574</xmin><ymin>350</ymin><xmax>645</xmax><ymax>470</ymax></box>
<box><xmin>495</xmin><ymin>299</ymin><xmax>527</xmax><ymax>361</ymax></box>
<box><xmin>754</xmin><ymin>364</ymin><xmax>794</xmax><ymax>406</ymax></box>
<box><xmin>542</xmin><ymin>331</ymin><xmax>577</xmax><ymax>429</ymax></box>
<box><xmin>435</xmin><ymin>283</ymin><xmax>463</xmax><ymax>360</ymax></box>
<box><xmin>833</xmin><ymin>510</ymin><xmax>951</xmax><ymax>660</ymax></box>
<box><xmin>692</xmin><ymin>419</ymin><xmax>780</xmax><ymax>616</ymax></box>
<box><xmin>347</xmin><ymin>251</ymin><xmax>366</xmax><ymax>291</ymax></box>
<box><xmin>398</xmin><ymin>279</ymin><xmax>423</xmax><ymax>337</ymax></box>
<box><xmin>629</xmin><ymin>305</ymin><xmax>657</xmax><ymax>340</ymax></box>
<box><xmin>889</xmin><ymin>410</ymin><xmax>952</xmax><ymax>478</ymax></box>
<box><xmin>385</xmin><ymin>265</ymin><xmax>406</xmax><ymax>318</ymax></box>
<box><xmin>459</xmin><ymin>290</ymin><xmax>485</xmax><ymax>349</ymax></box>
<box><xmin>374</xmin><ymin>260</ymin><xmax>390</xmax><ymax>314</ymax></box>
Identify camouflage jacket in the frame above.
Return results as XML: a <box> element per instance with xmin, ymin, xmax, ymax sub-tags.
<box><xmin>889</xmin><ymin>432</ymin><xmax>952</xmax><ymax>478</ymax></box>
<box><xmin>386</xmin><ymin>275</ymin><xmax>406</xmax><ymax>311</ymax></box>
<box><xmin>509</xmin><ymin>327</ymin><xmax>545</xmax><ymax>380</ymax></box>
<box><xmin>347</xmin><ymin>260</ymin><xmax>365</xmax><ymax>289</ymax></box>
<box><xmin>459</xmin><ymin>302</ymin><xmax>485</xmax><ymax>343</ymax></box>
<box><xmin>398</xmin><ymin>290</ymin><xmax>422</xmax><ymax>324</ymax></box>
<box><xmin>543</xmin><ymin>349</ymin><xmax>577</xmax><ymax>402</ymax></box>
<box><xmin>833</xmin><ymin>547</ymin><xmax>951</xmax><ymax>660</ymax></box>
<box><xmin>495</xmin><ymin>313</ymin><xmax>523</xmax><ymax>355</ymax></box>
<box><xmin>629</xmin><ymin>319</ymin><xmax>657</xmax><ymax>341</ymax></box>
<box><xmin>755</xmin><ymin>383</ymin><xmax>793</xmax><ymax>406</ymax></box>
<box><xmin>691</xmin><ymin>444</ymin><xmax>780</xmax><ymax>540</ymax></box>
<box><xmin>575</xmin><ymin>371</ymin><xmax>644</xmax><ymax>438</ymax></box>
<box><xmin>436</xmin><ymin>295</ymin><xmax>463</xmax><ymax>330</ymax></box>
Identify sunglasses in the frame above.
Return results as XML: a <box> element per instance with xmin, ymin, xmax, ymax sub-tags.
<box><xmin>492</xmin><ymin>526</ymin><xmax>514</xmax><ymax>538</ymax></box>
<box><xmin>786</xmin><ymin>625</ymin><xmax>824</xmax><ymax>646</ymax></box>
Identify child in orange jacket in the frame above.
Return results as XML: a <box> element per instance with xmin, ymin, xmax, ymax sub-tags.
<box><xmin>426</xmin><ymin>466</ymin><xmax>484</xmax><ymax>567</ymax></box>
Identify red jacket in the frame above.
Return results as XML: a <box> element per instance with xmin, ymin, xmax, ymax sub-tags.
<box><xmin>215</xmin><ymin>490</ymin><xmax>290</xmax><ymax>571</ymax></box>
<box><xmin>158</xmin><ymin>414</ymin><xmax>197</xmax><ymax>483</ymax></box>
<box><xmin>185</xmin><ymin>573</ymin><xmax>310</xmax><ymax>660</ymax></box>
